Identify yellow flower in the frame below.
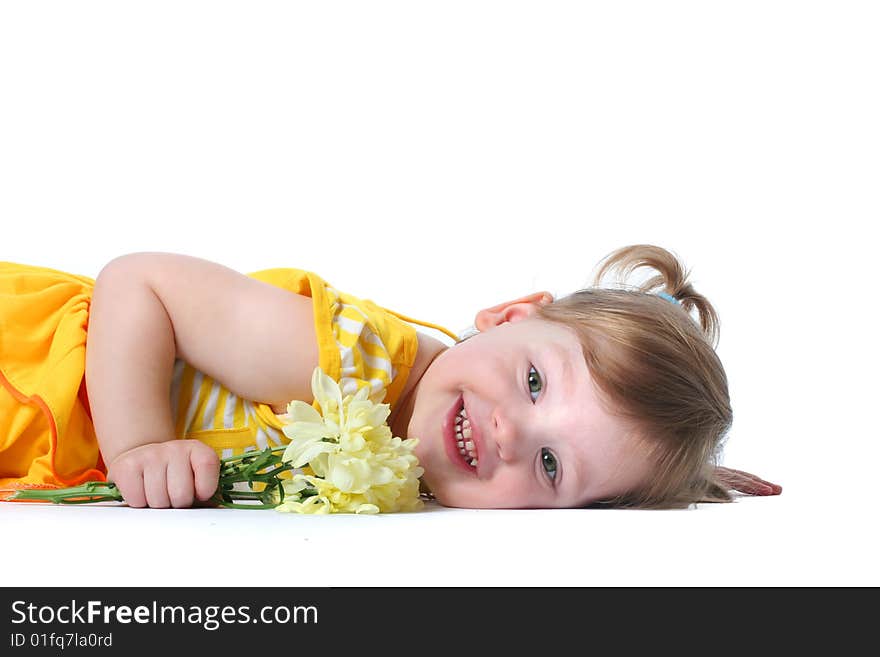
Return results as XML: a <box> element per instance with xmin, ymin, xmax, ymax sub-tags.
<box><xmin>276</xmin><ymin>367</ymin><xmax>424</xmax><ymax>514</ymax></box>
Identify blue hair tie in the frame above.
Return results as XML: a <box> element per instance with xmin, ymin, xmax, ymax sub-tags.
<box><xmin>657</xmin><ymin>291</ymin><xmax>680</xmax><ymax>305</ymax></box>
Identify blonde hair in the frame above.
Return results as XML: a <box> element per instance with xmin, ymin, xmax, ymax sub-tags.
<box><xmin>533</xmin><ymin>244</ymin><xmax>733</xmax><ymax>509</ymax></box>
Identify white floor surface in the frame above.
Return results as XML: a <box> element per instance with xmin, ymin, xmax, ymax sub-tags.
<box><xmin>3</xmin><ymin>491</ymin><xmax>875</xmax><ymax>587</ymax></box>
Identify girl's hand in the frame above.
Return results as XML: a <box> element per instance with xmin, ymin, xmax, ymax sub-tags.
<box><xmin>715</xmin><ymin>466</ymin><xmax>782</xmax><ymax>496</ymax></box>
<box><xmin>106</xmin><ymin>439</ymin><xmax>220</xmax><ymax>508</ymax></box>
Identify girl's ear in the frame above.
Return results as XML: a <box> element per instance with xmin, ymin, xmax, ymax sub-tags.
<box><xmin>474</xmin><ymin>291</ymin><xmax>554</xmax><ymax>332</ymax></box>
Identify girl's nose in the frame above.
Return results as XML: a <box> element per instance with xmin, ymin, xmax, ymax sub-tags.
<box><xmin>492</xmin><ymin>407</ymin><xmax>521</xmax><ymax>463</ymax></box>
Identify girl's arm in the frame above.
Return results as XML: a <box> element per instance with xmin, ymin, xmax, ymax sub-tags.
<box><xmin>85</xmin><ymin>252</ymin><xmax>319</xmax><ymax>507</ymax></box>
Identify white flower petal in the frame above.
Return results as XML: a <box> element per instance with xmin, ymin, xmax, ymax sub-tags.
<box><xmin>281</xmin><ymin>477</ymin><xmax>309</xmax><ymax>496</ymax></box>
<box><xmin>312</xmin><ymin>368</ymin><xmax>343</xmax><ymax>416</ymax></box>
<box><xmin>287</xmin><ymin>440</ymin><xmax>336</xmax><ymax>468</ymax></box>
<box><xmin>281</xmin><ymin>421</ymin><xmax>330</xmax><ymax>442</ymax></box>
<box><xmin>285</xmin><ymin>400</ymin><xmax>324</xmax><ymax>424</ymax></box>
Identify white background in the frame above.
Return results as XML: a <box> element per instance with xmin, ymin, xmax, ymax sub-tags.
<box><xmin>1</xmin><ymin>1</ymin><xmax>877</xmax><ymax>586</ymax></box>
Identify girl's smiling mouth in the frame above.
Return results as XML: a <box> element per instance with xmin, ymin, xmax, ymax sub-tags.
<box><xmin>443</xmin><ymin>395</ymin><xmax>480</xmax><ymax>475</ymax></box>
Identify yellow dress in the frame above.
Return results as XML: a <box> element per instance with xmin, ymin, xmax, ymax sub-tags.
<box><xmin>0</xmin><ymin>261</ymin><xmax>457</xmax><ymax>496</ymax></box>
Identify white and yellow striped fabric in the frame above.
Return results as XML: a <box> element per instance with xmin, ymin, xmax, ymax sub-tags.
<box><xmin>169</xmin><ymin>268</ymin><xmax>458</xmax><ymax>460</ymax></box>
<box><xmin>170</xmin><ymin>359</ymin><xmax>288</xmax><ymax>459</ymax></box>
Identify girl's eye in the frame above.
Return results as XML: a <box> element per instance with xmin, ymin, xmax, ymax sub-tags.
<box><xmin>541</xmin><ymin>447</ymin><xmax>558</xmax><ymax>482</ymax></box>
<box><xmin>527</xmin><ymin>365</ymin><xmax>543</xmax><ymax>402</ymax></box>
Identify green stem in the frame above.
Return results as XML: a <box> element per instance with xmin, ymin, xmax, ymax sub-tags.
<box><xmin>8</xmin><ymin>482</ymin><xmax>123</xmax><ymax>504</ymax></box>
<box><xmin>9</xmin><ymin>445</ymin><xmax>298</xmax><ymax>509</ymax></box>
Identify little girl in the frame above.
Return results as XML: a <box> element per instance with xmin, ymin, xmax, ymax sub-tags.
<box><xmin>0</xmin><ymin>244</ymin><xmax>779</xmax><ymax>509</ymax></box>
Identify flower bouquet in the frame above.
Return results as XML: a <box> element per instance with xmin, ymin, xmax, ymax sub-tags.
<box><xmin>9</xmin><ymin>368</ymin><xmax>425</xmax><ymax>514</ymax></box>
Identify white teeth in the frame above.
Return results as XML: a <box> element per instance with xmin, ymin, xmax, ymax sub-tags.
<box><xmin>453</xmin><ymin>402</ymin><xmax>477</xmax><ymax>467</ymax></box>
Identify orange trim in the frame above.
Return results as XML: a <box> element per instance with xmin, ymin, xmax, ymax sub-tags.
<box><xmin>0</xmin><ymin>369</ymin><xmax>106</xmax><ymax>488</ymax></box>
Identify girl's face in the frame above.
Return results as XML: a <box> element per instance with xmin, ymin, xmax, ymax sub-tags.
<box><xmin>407</xmin><ymin>292</ymin><xmax>655</xmax><ymax>509</ymax></box>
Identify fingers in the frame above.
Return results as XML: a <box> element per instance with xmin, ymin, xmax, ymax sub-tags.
<box><xmin>143</xmin><ymin>460</ymin><xmax>172</xmax><ymax>508</ymax></box>
<box><xmin>714</xmin><ymin>466</ymin><xmax>780</xmax><ymax>495</ymax></box>
<box><xmin>107</xmin><ymin>440</ymin><xmax>220</xmax><ymax>509</ymax></box>
<box><xmin>190</xmin><ymin>444</ymin><xmax>221</xmax><ymax>502</ymax></box>
<box><xmin>166</xmin><ymin>454</ymin><xmax>195</xmax><ymax>508</ymax></box>
<box><xmin>739</xmin><ymin>480</ymin><xmax>777</xmax><ymax>496</ymax></box>
<box><xmin>108</xmin><ymin>461</ymin><xmax>147</xmax><ymax>508</ymax></box>
<box><xmin>716</xmin><ymin>466</ymin><xmax>783</xmax><ymax>496</ymax></box>
<box><xmin>727</xmin><ymin>468</ymin><xmax>782</xmax><ymax>495</ymax></box>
